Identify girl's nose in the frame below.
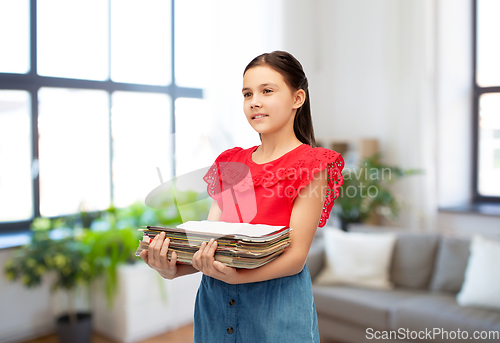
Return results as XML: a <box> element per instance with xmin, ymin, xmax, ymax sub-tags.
<box><xmin>250</xmin><ymin>101</ymin><xmax>261</xmax><ymax>109</ymax></box>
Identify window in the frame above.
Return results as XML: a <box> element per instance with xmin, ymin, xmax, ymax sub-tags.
<box><xmin>0</xmin><ymin>0</ymin><xmax>203</xmax><ymax>232</ymax></box>
<box><xmin>473</xmin><ymin>0</ymin><xmax>500</xmax><ymax>202</ymax></box>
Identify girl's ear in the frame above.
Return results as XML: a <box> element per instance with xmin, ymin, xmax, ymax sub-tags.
<box><xmin>292</xmin><ymin>89</ymin><xmax>306</xmax><ymax>109</ymax></box>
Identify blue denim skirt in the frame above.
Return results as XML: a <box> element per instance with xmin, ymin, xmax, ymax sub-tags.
<box><xmin>193</xmin><ymin>264</ymin><xmax>320</xmax><ymax>343</ymax></box>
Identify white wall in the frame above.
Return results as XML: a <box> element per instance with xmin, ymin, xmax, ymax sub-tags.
<box><xmin>436</xmin><ymin>0</ymin><xmax>474</xmax><ymax>208</ymax></box>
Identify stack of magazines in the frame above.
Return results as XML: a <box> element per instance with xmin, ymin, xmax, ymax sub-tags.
<box><xmin>135</xmin><ymin>220</ymin><xmax>291</xmax><ymax>269</ymax></box>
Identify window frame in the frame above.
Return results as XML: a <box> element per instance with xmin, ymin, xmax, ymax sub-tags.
<box><xmin>0</xmin><ymin>0</ymin><xmax>202</xmax><ymax>233</ymax></box>
<box><xmin>472</xmin><ymin>0</ymin><xmax>500</xmax><ymax>204</ymax></box>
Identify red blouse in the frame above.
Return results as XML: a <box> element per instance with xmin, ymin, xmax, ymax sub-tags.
<box><xmin>203</xmin><ymin>143</ymin><xmax>344</xmax><ymax>228</ymax></box>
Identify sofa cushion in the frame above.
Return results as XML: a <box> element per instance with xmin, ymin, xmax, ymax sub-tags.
<box><xmin>429</xmin><ymin>236</ymin><xmax>470</xmax><ymax>293</ymax></box>
<box><xmin>456</xmin><ymin>235</ymin><xmax>500</xmax><ymax>311</ymax></box>
<box><xmin>349</xmin><ymin>226</ymin><xmax>440</xmax><ymax>289</ymax></box>
<box><xmin>390</xmin><ymin>232</ymin><xmax>440</xmax><ymax>289</ymax></box>
<box><xmin>391</xmin><ymin>293</ymin><xmax>500</xmax><ymax>342</ymax></box>
<box><xmin>317</xmin><ymin>228</ymin><xmax>397</xmax><ymax>289</ymax></box>
<box><xmin>312</xmin><ymin>285</ymin><xmax>426</xmax><ymax>330</ymax></box>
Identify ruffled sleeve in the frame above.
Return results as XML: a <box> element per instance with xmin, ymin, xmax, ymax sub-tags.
<box><xmin>203</xmin><ymin>147</ymin><xmax>243</xmax><ymax>209</ymax></box>
<box><xmin>289</xmin><ymin>148</ymin><xmax>345</xmax><ymax>228</ymax></box>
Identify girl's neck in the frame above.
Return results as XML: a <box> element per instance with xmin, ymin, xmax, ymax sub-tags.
<box><xmin>256</xmin><ymin>135</ymin><xmax>304</xmax><ymax>160</ymax></box>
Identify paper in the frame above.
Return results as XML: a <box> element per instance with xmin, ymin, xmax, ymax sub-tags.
<box><xmin>177</xmin><ymin>220</ymin><xmax>287</xmax><ymax>237</ymax></box>
<box><xmin>135</xmin><ymin>220</ymin><xmax>291</xmax><ymax>269</ymax></box>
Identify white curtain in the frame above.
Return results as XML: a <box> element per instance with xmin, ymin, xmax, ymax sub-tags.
<box><xmin>377</xmin><ymin>0</ymin><xmax>439</xmax><ymax>232</ymax></box>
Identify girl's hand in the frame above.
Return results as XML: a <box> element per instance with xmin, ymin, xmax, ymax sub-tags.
<box><xmin>139</xmin><ymin>232</ymin><xmax>178</xmax><ymax>280</ymax></box>
<box><xmin>192</xmin><ymin>238</ymin><xmax>238</xmax><ymax>283</ymax></box>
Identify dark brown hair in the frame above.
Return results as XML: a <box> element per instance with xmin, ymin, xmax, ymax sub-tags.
<box><xmin>243</xmin><ymin>50</ymin><xmax>316</xmax><ymax>147</ymax></box>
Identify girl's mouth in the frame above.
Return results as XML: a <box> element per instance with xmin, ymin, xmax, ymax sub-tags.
<box><xmin>252</xmin><ymin>114</ymin><xmax>268</xmax><ymax>120</ymax></box>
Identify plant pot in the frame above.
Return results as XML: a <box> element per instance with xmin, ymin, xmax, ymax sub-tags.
<box><xmin>339</xmin><ymin>218</ymin><xmax>362</xmax><ymax>232</ymax></box>
<box><xmin>56</xmin><ymin>312</ymin><xmax>92</xmax><ymax>343</ymax></box>
<box><xmin>91</xmin><ymin>263</ymin><xmax>201</xmax><ymax>343</ymax></box>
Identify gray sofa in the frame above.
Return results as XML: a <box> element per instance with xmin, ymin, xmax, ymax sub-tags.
<box><xmin>305</xmin><ymin>226</ymin><xmax>500</xmax><ymax>343</ymax></box>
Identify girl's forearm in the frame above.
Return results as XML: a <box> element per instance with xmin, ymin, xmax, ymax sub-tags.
<box><xmin>233</xmin><ymin>248</ymin><xmax>305</xmax><ymax>284</ymax></box>
<box><xmin>174</xmin><ymin>263</ymin><xmax>200</xmax><ymax>278</ymax></box>
<box><xmin>158</xmin><ymin>263</ymin><xmax>199</xmax><ymax>279</ymax></box>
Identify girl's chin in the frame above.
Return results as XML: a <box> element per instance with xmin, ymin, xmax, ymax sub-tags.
<box><xmin>251</xmin><ymin>128</ymin><xmax>277</xmax><ymax>135</ymax></box>
<box><xmin>249</xmin><ymin>122</ymin><xmax>267</xmax><ymax>131</ymax></box>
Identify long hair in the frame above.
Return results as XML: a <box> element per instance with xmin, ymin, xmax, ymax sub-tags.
<box><xmin>243</xmin><ymin>50</ymin><xmax>316</xmax><ymax>147</ymax></box>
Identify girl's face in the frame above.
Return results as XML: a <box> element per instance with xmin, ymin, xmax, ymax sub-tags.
<box><xmin>242</xmin><ymin>65</ymin><xmax>304</xmax><ymax>135</ymax></box>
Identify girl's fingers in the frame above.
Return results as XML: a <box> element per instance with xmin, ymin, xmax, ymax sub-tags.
<box><xmin>213</xmin><ymin>260</ymin><xmax>224</xmax><ymax>273</ymax></box>
<box><xmin>192</xmin><ymin>255</ymin><xmax>198</xmax><ymax>270</ymax></box>
<box><xmin>150</xmin><ymin>232</ymin><xmax>166</xmax><ymax>266</ymax></box>
<box><xmin>199</xmin><ymin>241</ymin><xmax>207</xmax><ymax>254</ymax></box>
<box><xmin>169</xmin><ymin>250</ymin><xmax>178</xmax><ymax>268</ymax></box>
<box><xmin>207</xmin><ymin>239</ymin><xmax>218</xmax><ymax>257</ymax></box>
<box><xmin>206</xmin><ymin>239</ymin><xmax>218</xmax><ymax>270</ymax></box>
<box><xmin>153</xmin><ymin>233</ymin><xmax>163</xmax><ymax>265</ymax></box>
<box><xmin>196</xmin><ymin>242</ymin><xmax>208</xmax><ymax>271</ymax></box>
<box><xmin>202</xmin><ymin>239</ymin><xmax>217</xmax><ymax>271</ymax></box>
<box><xmin>159</xmin><ymin>236</ymin><xmax>170</xmax><ymax>267</ymax></box>
<box><xmin>139</xmin><ymin>249</ymin><xmax>148</xmax><ymax>264</ymax></box>
<box><xmin>214</xmin><ymin>261</ymin><xmax>237</xmax><ymax>277</ymax></box>
<box><xmin>200</xmin><ymin>241</ymin><xmax>210</xmax><ymax>270</ymax></box>
<box><xmin>148</xmin><ymin>234</ymin><xmax>159</xmax><ymax>264</ymax></box>
<box><xmin>192</xmin><ymin>243</ymin><xmax>205</xmax><ymax>271</ymax></box>
<box><xmin>194</xmin><ymin>251</ymin><xmax>202</xmax><ymax>271</ymax></box>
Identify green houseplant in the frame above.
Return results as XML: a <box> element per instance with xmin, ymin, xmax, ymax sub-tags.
<box><xmin>3</xmin><ymin>203</ymin><xmax>152</xmax><ymax>343</ymax></box>
<box><xmin>333</xmin><ymin>152</ymin><xmax>423</xmax><ymax>231</ymax></box>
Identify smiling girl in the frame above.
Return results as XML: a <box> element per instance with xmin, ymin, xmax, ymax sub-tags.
<box><xmin>140</xmin><ymin>51</ymin><xmax>344</xmax><ymax>342</ymax></box>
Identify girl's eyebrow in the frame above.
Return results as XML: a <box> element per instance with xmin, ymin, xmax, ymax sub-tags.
<box><xmin>242</xmin><ymin>83</ymin><xmax>279</xmax><ymax>93</ymax></box>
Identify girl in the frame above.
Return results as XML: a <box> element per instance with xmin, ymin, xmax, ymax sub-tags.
<box><xmin>140</xmin><ymin>50</ymin><xmax>344</xmax><ymax>342</ymax></box>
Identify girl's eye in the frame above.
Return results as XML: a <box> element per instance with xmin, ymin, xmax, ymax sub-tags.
<box><xmin>244</xmin><ymin>92</ymin><xmax>252</xmax><ymax>98</ymax></box>
<box><xmin>264</xmin><ymin>89</ymin><xmax>272</xmax><ymax>94</ymax></box>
